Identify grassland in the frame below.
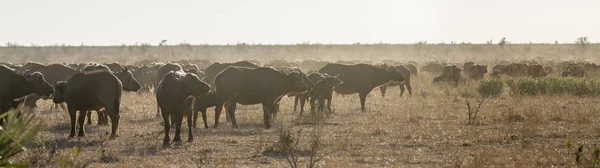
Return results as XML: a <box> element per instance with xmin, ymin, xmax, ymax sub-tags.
<box><xmin>4</xmin><ymin>44</ymin><xmax>600</xmax><ymax>167</ymax></box>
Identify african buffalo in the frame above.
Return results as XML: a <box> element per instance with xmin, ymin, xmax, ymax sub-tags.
<box><xmin>204</xmin><ymin>61</ymin><xmax>260</xmax><ymax>87</ymax></box>
<box><xmin>186</xmin><ymin>92</ymin><xmax>224</xmax><ymax>129</ymax></box>
<box><xmin>52</xmin><ymin>71</ymin><xmax>124</xmax><ymax>138</ymax></box>
<box><xmin>156</xmin><ymin>71</ymin><xmax>210</xmax><ymax>145</ymax></box>
<box><xmin>214</xmin><ymin>67</ymin><xmax>308</xmax><ymax>129</ymax></box>
<box><xmin>527</xmin><ymin>64</ymin><xmax>548</xmax><ymax>78</ymax></box>
<box><xmin>308</xmin><ymin>74</ymin><xmax>343</xmax><ymax>115</ymax></box>
<box><xmin>464</xmin><ymin>64</ymin><xmax>488</xmax><ymax>80</ymax></box>
<box><xmin>0</xmin><ymin>65</ymin><xmax>53</xmax><ymax>124</ymax></box>
<box><xmin>562</xmin><ymin>65</ymin><xmax>585</xmax><ymax>77</ymax></box>
<box><xmin>379</xmin><ymin>65</ymin><xmax>413</xmax><ymax>97</ymax></box>
<box><xmin>155</xmin><ymin>63</ymin><xmax>183</xmax><ymax>117</ymax></box>
<box><xmin>421</xmin><ymin>62</ymin><xmax>444</xmax><ymax>74</ymax></box>
<box><xmin>433</xmin><ymin>65</ymin><xmax>461</xmax><ymax>86</ymax></box>
<box><xmin>318</xmin><ymin>63</ymin><xmax>404</xmax><ymax>112</ymax></box>
<box><xmin>80</xmin><ymin>63</ymin><xmax>141</xmax><ymax>125</ymax></box>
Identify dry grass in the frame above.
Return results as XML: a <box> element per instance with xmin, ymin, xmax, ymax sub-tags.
<box><xmin>4</xmin><ymin>44</ymin><xmax>600</xmax><ymax>167</ymax></box>
<box><xmin>6</xmin><ymin>70</ymin><xmax>600</xmax><ymax>167</ymax></box>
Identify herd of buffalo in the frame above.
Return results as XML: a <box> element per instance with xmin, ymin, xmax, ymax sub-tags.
<box><xmin>1</xmin><ymin>58</ymin><xmax>599</xmax><ymax>145</ymax></box>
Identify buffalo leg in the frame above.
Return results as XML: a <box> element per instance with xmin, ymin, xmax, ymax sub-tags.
<box><xmin>379</xmin><ymin>86</ymin><xmax>387</xmax><ymax>98</ymax></box>
<box><xmin>192</xmin><ymin>107</ymin><xmax>199</xmax><ymax>128</ymax></box>
<box><xmin>224</xmin><ymin>101</ymin><xmax>231</xmax><ymax>122</ymax></box>
<box><xmin>161</xmin><ymin>111</ymin><xmax>171</xmax><ymax>146</ymax></box>
<box><xmin>68</xmin><ymin>107</ymin><xmax>77</xmax><ymax>138</ymax></box>
<box><xmin>214</xmin><ymin>103</ymin><xmax>224</xmax><ymax>128</ymax></box>
<box><xmin>400</xmin><ymin>84</ymin><xmax>406</xmax><ymax>97</ymax></box>
<box><xmin>187</xmin><ymin>111</ymin><xmax>194</xmax><ymax>142</ymax></box>
<box><xmin>200</xmin><ymin>108</ymin><xmax>209</xmax><ymax>129</ymax></box>
<box><xmin>173</xmin><ymin>115</ymin><xmax>183</xmax><ymax>143</ymax></box>
<box><xmin>108</xmin><ymin>103</ymin><xmax>120</xmax><ymax>138</ymax></box>
<box><xmin>24</xmin><ymin>95</ymin><xmax>39</xmax><ymax>109</ymax></box>
<box><xmin>156</xmin><ymin>105</ymin><xmax>161</xmax><ymax>118</ymax></box>
<box><xmin>226</xmin><ymin>101</ymin><xmax>238</xmax><ymax>128</ymax></box>
<box><xmin>326</xmin><ymin>98</ymin><xmax>333</xmax><ymax>113</ymax></box>
<box><xmin>299</xmin><ymin>94</ymin><xmax>306</xmax><ymax>113</ymax></box>
<box><xmin>86</xmin><ymin>111</ymin><xmax>93</xmax><ymax>125</ymax></box>
<box><xmin>77</xmin><ymin>110</ymin><xmax>86</xmax><ymax>137</ymax></box>
<box><xmin>309</xmin><ymin>97</ymin><xmax>316</xmax><ymax>114</ymax></box>
<box><xmin>293</xmin><ymin>96</ymin><xmax>299</xmax><ymax>112</ymax></box>
<box><xmin>405</xmin><ymin>82</ymin><xmax>413</xmax><ymax>96</ymax></box>
<box><xmin>261</xmin><ymin>102</ymin><xmax>273</xmax><ymax>129</ymax></box>
<box><xmin>359</xmin><ymin>92</ymin><xmax>368</xmax><ymax>112</ymax></box>
<box><xmin>98</xmin><ymin>110</ymin><xmax>109</xmax><ymax>125</ymax></box>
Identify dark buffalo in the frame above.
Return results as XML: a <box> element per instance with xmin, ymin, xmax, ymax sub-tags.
<box><xmin>52</xmin><ymin>71</ymin><xmax>123</xmax><ymax>138</ymax></box>
<box><xmin>0</xmin><ymin>65</ymin><xmax>53</xmax><ymax>124</ymax></box>
<box><xmin>155</xmin><ymin>63</ymin><xmax>183</xmax><ymax>117</ymax></box>
<box><xmin>186</xmin><ymin>92</ymin><xmax>224</xmax><ymax>129</ymax></box>
<box><xmin>204</xmin><ymin>61</ymin><xmax>260</xmax><ymax>86</ymax></box>
<box><xmin>561</xmin><ymin>65</ymin><xmax>585</xmax><ymax>77</ymax></box>
<box><xmin>464</xmin><ymin>64</ymin><xmax>488</xmax><ymax>80</ymax></box>
<box><xmin>318</xmin><ymin>63</ymin><xmax>404</xmax><ymax>112</ymax></box>
<box><xmin>433</xmin><ymin>65</ymin><xmax>462</xmax><ymax>86</ymax></box>
<box><xmin>214</xmin><ymin>67</ymin><xmax>308</xmax><ymax>129</ymax></box>
<box><xmin>308</xmin><ymin>74</ymin><xmax>343</xmax><ymax>114</ymax></box>
<box><xmin>156</xmin><ymin>71</ymin><xmax>210</xmax><ymax>145</ymax></box>
<box><xmin>527</xmin><ymin>64</ymin><xmax>548</xmax><ymax>78</ymax></box>
<box><xmin>80</xmin><ymin>63</ymin><xmax>141</xmax><ymax>125</ymax></box>
<box><xmin>421</xmin><ymin>62</ymin><xmax>444</xmax><ymax>74</ymax></box>
<box><xmin>463</xmin><ymin>62</ymin><xmax>475</xmax><ymax>70</ymax></box>
<box><xmin>130</xmin><ymin>65</ymin><xmax>157</xmax><ymax>92</ymax></box>
<box><xmin>379</xmin><ymin>65</ymin><xmax>413</xmax><ymax>97</ymax></box>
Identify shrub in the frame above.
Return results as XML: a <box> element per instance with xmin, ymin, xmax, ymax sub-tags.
<box><xmin>477</xmin><ymin>79</ymin><xmax>504</xmax><ymax>97</ymax></box>
<box><xmin>508</xmin><ymin>77</ymin><xmax>600</xmax><ymax>97</ymax></box>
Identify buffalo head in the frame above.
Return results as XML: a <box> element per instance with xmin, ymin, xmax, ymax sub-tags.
<box><xmin>24</xmin><ymin>71</ymin><xmax>54</xmax><ymax>97</ymax></box>
<box><xmin>114</xmin><ymin>67</ymin><xmax>142</xmax><ymax>92</ymax></box>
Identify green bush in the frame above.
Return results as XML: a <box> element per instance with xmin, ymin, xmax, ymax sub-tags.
<box><xmin>508</xmin><ymin>77</ymin><xmax>600</xmax><ymax>97</ymax></box>
<box><xmin>477</xmin><ymin>79</ymin><xmax>504</xmax><ymax>97</ymax></box>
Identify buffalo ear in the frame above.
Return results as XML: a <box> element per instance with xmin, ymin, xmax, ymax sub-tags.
<box><xmin>124</xmin><ymin>67</ymin><xmax>128</xmax><ymax>72</ymax></box>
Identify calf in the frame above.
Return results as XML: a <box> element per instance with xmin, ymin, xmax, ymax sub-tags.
<box><xmin>309</xmin><ymin>74</ymin><xmax>343</xmax><ymax>115</ymax></box>
<box><xmin>185</xmin><ymin>92</ymin><xmax>224</xmax><ymax>129</ymax></box>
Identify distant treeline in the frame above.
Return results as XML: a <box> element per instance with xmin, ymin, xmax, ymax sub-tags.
<box><xmin>0</xmin><ymin>43</ymin><xmax>598</xmax><ymax>64</ymax></box>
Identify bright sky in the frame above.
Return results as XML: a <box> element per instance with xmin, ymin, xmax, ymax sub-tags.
<box><xmin>1</xmin><ymin>0</ymin><xmax>599</xmax><ymax>45</ymax></box>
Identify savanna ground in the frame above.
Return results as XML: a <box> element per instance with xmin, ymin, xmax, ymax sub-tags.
<box><xmin>4</xmin><ymin>43</ymin><xmax>600</xmax><ymax>167</ymax></box>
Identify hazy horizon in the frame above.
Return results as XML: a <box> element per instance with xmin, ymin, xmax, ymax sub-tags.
<box><xmin>2</xmin><ymin>0</ymin><xmax>599</xmax><ymax>46</ymax></box>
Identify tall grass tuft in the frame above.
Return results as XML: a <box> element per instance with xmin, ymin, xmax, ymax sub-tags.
<box><xmin>508</xmin><ymin>77</ymin><xmax>600</xmax><ymax>97</ymax></box>
<box><xmin>0</xmin><ymin>109</ymin><xmax>46</xmax><ymax>167</ymax></box>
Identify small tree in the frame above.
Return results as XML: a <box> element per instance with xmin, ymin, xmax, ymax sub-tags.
<box><xmin>466</xmin><ymin>98</ymin><xmax>485</xmax><ymax>125</ymax></box>
<box><xmin>498</xmin><ymin>37</ymin><xmax>507</xmax><ymax>49</ymax></box>
<box><xmin>575</xmin><ymin>36</ymin><xmax>590</xmax><ymax>53</ymax></box>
